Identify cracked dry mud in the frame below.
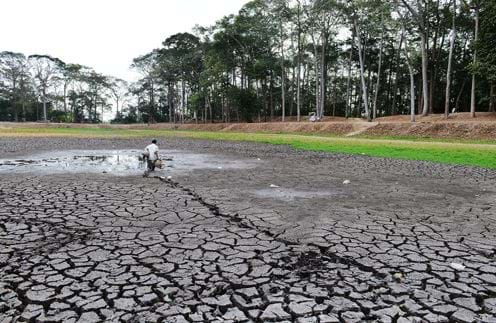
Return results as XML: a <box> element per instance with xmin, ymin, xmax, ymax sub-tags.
<box><xmin>1</xmin><ymin>137</ymin><xmax>496</xmax><ymax>323</ymax></box>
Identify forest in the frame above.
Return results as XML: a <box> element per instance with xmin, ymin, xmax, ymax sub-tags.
<box><xmin>0</xmin><ymin>0</ymin><xmax>495</xmax><ymax>123</ymax></box>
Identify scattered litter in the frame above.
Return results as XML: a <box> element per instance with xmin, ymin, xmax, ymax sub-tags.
<box><xmin>393</xmin><ymin>272</ymin><xmax>403</xmax><ymax>280</ymax></box>
<box><xmin>159</xmin><ymin>176</ymin><xmax>165</xmax><ymax>180</ymax></box>
<box><xmin>257</xmin><ymin>158</ymin><xmax>261</xmax><ymax>161</ymax></box>
<box><xmin>217</xmin><ymin>166</ymin><xmax>223</xmax><ymax>169</ymax></box>
<box><xmin>167</xmin><ymin>176</ymin><xmax>172</xmax><ymax>180</ymax></box>
<box><xmin>270</xmin><ymin>184</ymin><xmax>280</xmax><ymax>188</ymax></box>
<box><xmin>343</xmin><ymin>180</ymin><xmax>351</xmax><ymax>185</ymax></box>
<box><xmin>361</xmin><ymin>153</ymin><xmax>366</xmax><ymax>155</ymax></box>
<box><xmin>450</xmin><ymin>263</ymin><xmax>466</xmax><ymax>271</ymax></box>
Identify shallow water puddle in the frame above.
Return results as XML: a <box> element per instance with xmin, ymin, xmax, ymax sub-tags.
<box><xmin>0</xmin><ymin>150</ymin><xmax>255</xmax><ymax>176</ymax></box>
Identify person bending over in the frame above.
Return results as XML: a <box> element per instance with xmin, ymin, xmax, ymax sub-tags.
<box><xmin>143</xmin><ymin>139</ymin><xmax>159</xmax><ymax>176</ymax></box>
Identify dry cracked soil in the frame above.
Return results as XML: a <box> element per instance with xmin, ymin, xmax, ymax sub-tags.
<box><xmin>0</xmin><ymin>137</ymin><xmax>496</xmax><ymax>323</ymax></box>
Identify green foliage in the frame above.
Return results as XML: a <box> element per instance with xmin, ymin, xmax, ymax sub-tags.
<box><xmin>477</xmin><ymin>0</ymin><xmax>496</xmax><ymax>81</ymax></box>
<box><xmin>2</xmin><ymin>0</ymin><xmax>495</xmax><ymax>123</ymax></box>
<box><xmin>227</xmin><ymin>87</ymin><xmax>260</xmax><ymax>122</ymax></box>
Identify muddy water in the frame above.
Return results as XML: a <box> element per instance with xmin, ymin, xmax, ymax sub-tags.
<box><xmin>0</xmin><ymin>150</ymin><xmax>256</xmax><ymax>176</ymax></box>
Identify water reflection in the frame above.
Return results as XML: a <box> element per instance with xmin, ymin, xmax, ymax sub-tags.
<box><xmin>0</xmin><ymin>150</ymin><xmax>255</xmax><ymax>176</ymax></box>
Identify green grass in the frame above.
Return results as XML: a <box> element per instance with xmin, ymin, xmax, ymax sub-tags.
<box><xmin>2</xmin><ymin>126</ymin><xmax>496</xmax><ymax>168</ymax></box>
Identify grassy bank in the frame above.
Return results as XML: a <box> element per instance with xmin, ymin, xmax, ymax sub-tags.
<box><xmin>1</xmin><ymin>127</ymin><xmax>496</xmax><ymax>168</ymax></box>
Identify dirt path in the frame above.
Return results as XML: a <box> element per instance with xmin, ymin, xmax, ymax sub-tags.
<box><xmin>1</xmin><ymin>137</ymin><xmax>495</xmax><ymax>322</ymax></box>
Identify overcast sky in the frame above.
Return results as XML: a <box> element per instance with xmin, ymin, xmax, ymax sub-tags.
<box><xmin>1</xmin><ymin>0</ymin><xmax>249</xmax><ymax>82</ymax></box>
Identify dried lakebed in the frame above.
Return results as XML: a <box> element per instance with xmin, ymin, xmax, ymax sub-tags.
<box><xmin>0</xmin><ymin>137</ymin><xmax>496</xmax><ymax>322</ymax></box>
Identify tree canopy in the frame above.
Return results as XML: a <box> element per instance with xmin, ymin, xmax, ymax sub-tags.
<box><xmin>1</xmin><ymin>0</ymin><xmax>495</xmax><ymax>123</ymax></box>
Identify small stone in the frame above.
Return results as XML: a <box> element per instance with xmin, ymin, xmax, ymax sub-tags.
<box><xmin>450</xmin><ymin>263</ymin><xmax>466</xmax><ymax>271</ymax></box>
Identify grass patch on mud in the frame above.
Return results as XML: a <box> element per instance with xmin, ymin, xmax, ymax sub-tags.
<box><xmin>2</xmin><ymin>126</ymin><xmax>496</xmax><ymax>169</ymax></box>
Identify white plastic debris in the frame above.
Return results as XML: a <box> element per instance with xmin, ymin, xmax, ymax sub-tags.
<box><xmin>343</xmin><ymin>180</ymin><xmax>351</xmax><ymax>185</ymax></box>
<box><xmin>269</xmin><ymin>184</ymin><xmax>280</xmax><ymax>188</ymax></box>
<box><xmin>450</xmin><ymin>262</ymin><xmax>466</xmax><ymax>271</ymax></box>
<box><xmin>217</xmin><ymin>166</ymin><xmax>223</xmax><ymax>169</ymax></box>
<box><xmin>257</xmin><ymin>158</ymin><xmax>261</xmax><ymax>161</ymax></box>
<box><xmin>393</xmin><ymin>272</ymin><xmax>403</xmax><ymax>280</ymax></box>
<box><xmin>167</xmin><ymin>176</ymin><xmax>172</xmax><ymax>180</ymax></box>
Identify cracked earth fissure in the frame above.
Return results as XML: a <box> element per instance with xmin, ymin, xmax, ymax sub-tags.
<box><xmin>1</xmin><ymin>137</ymin><xmax>496</xmax><ymax>322</ymax></box>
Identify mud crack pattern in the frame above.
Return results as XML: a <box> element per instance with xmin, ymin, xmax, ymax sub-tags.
<box><xmin>0</xmin><ymin>137</ymin><xmax>496</xmax><ymax>322</ymax></box>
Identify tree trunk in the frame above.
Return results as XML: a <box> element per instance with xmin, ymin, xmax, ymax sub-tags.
<box><xmin>404</xmin><ymin>44</ymin><xmax>416</xmax><ymax>123</ymax></box>
<box><xmin>420</xmin><ymin>32</ymin><xmax>429</xmax><ymax>116</ymax></box>
<box><xmin>470</xmin><ymin>5</ymin><xmax>479</xmax><ymax>118</ymax></box>
<box><xmin>489</xmin><ymin>81</ymin><xmax>495</xmax><ymax>112</ymax></box>
<box><xmin>12</xmin><ymin>80</ymin><xmax>18</xmax><ymax>122</ymax></box>
<box><xmin>429</xmin><ymin>0</ymin><xmax>441</xmax><ymax>114</ymax></box>
<box><xmin>270</xmin><ymin>74</ymin><xmax>274</xmax><ymax>121</ymax></box>
<box><xmin>289</xmin><ymin>66</ymin><xmax>294</xmax><ymax>117</ymax></box>
<box><xmin>181</xmin><ymin>79</ymin><xmax>186</xmax><ymax>124</ymax></box>
<box><xmin>296</xmin><ymin>0</ymin><xmax>302</xmax><ymax>122</ymax></box>
<box><xmin>345</xmin><ymin>32</ymin><xmax>354</xmax><ymax>118</ymax></box>
<box><xmin>208</xmin><ymin>95</ymin><xmax>212</xmax><ymax>122</ymax></box>
<box><xmin>455</xmin><ymin>78</ymin><xmax>467</xmax><ymax>112</ymax></box>
<box><xmin>280</xmin><ymin>18</ymin><xmax>286</xmax><ymax>122</ymax></box>
<box><xmin>354</xmin><ymin>17</ymin><xmax>370</xmax><ymax>121</ymax></box>
<box><xmin>391</xmin><ymin>29</ymin><xmax>405</xmax><ymax>114</ymax></box>
<box><xmin>22</xmin><ymin>98</ymin><xmax>26</xmax><ymax>122</ymax></box>
<box><xmin>42</xmin><ymin>88</ymin><xmax>48</xmax><ymax>122</ymax></box>
<box><xmin>320</xmin><ymin>34</ymin><xmax>328</xmax><ymax>118</ymax></box>
<box><xmin>314</xmin><ymin>45</ymin><xmax>320</xmax><ymax>117</ymax></box>
<box><xmin>63</xmin><ymin>83</ymin><xmax>68</xmax><ymax>118</ymax></box>
<box><xmin>314</xmin><ymin>44</ymin><xmax>321</xmax><ymax>117</ymax></box>
<box><xmin>372</xmin><ymin>26</ymin><xmax>385</xmax><ymax>120</ymax></box>
<box><xmin>444</xmin><ymin>0</ymin><xmax>456</xmax><ymax>119</ymax></box>
<box><xmin>116</xmin><ymin>97</ymin><xmax>120</xmax><ymax>120</ymax></box>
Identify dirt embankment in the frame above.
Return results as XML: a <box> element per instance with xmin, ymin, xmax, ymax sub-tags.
<box><xmin>364</xmin><ymin>122</ymin><xmax>496</xmax><ymax>140</ymax></box>
<box><xmin>1</xmin><ymin>112</ymin><xmax>496</xmax><ymax>140</ymax></box>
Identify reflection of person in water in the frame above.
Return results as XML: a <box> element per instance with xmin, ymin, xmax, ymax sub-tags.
<box><xmin>143</xmin><ymin>139</ymin><xmax>159</xmax><ymax>176</ymax></box>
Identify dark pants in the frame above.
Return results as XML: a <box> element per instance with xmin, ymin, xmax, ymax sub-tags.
<box><xmin>147</xmin><ymin>159</ymin><xmax>156</xmax><ymax>172</ymax></box>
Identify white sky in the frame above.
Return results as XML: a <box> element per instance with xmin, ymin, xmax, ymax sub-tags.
<box><xmin>1</xmin><ymin>0</ymin><xmax>249</xmax><ymax>82</ymax></box>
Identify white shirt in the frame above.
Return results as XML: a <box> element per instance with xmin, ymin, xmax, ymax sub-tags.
<box><xmin>145</xmin><ymin>143</ymin><xmax>159</xmax><ymax>161</ymax></box>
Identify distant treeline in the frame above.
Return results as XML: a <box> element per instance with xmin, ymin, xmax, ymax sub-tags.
<box><xmin>1</xmin><ymin>0</ymin><xmax>495</xmax><ymax>123</ymax></box>
<box><xmin>0</xmin><ymin>53</ymin><xmax>128</xmax><ymax>123</ymax></box>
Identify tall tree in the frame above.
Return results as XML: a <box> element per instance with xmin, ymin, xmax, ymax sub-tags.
<box><xmin>476</xmin><ymin>0</ymin><xmax>496</xmax><ymax>112</ymax></box>
<box><xmin>400</xmin><ymin>0</ymin><xmax>430</xmax><ymax>116</ymax></box>
<box><xmin>28</xmin><ymin>55</ymin><xmax>61</xmax><ymax>122</ymax></box>
<box><xmin>0</xmin><ymin>52</ymin><xmax>29</xmax><ymax>121</ymax></box>
<box><xmin>445</xmin><ymin>0</ymin><xmax>457</xmax><ymax>118</ymax></box>
<box><xmin>465</xmin><ymin>0</ymin><xmax>481</xmax><ymax>117</ymax></box>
